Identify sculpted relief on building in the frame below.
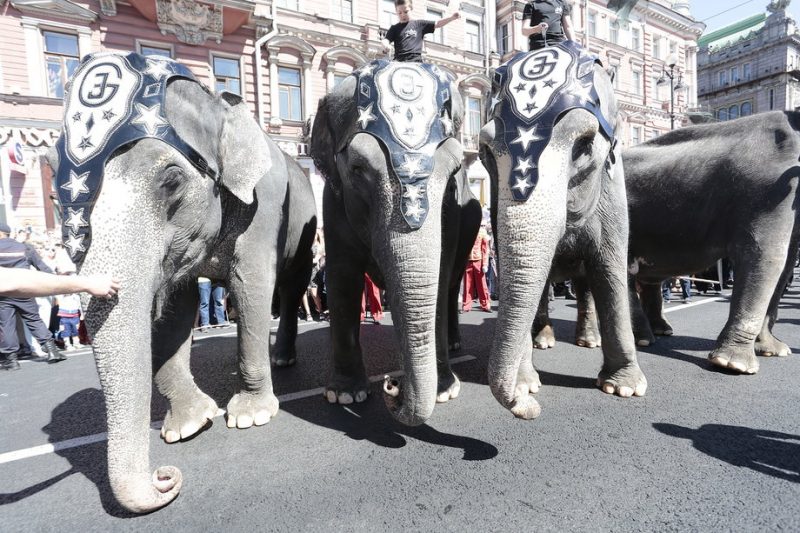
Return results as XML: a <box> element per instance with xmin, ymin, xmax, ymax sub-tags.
<box><xmin>155</xmin><ymin>0</ymin><xmax>223</xmax><ymax>45</ymax></box>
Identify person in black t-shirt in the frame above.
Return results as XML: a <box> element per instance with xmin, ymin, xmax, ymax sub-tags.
<box><xmin>522</xmin><ymin>0</ymin><xmax>575</xmax><ymax>51</ymax></box>
<box><xmin>383</xmin><ymin>0</ymin><xmax>460</xmax><ymax>62</ymax></box>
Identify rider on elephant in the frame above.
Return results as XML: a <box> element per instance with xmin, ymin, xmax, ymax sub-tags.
<box><xmin>522</xmin><ymin>0</ymin><xmax>576</xmax><ymax>51</ymax></box>
<box><xmin>383</xmin><ymin>0</ymin><xmax>460</xmax><ymax>62</ymax></box>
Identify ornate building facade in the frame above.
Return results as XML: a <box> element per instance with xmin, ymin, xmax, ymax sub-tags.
<box><xmin>696</xmin><ymin>0</ymin><xmax>800</xmax><ymax>122</ymax></box>
<box><xmin>0</xmin><ymin>0</ymin><xmax>701</xmax><ymax>233</ymax></box>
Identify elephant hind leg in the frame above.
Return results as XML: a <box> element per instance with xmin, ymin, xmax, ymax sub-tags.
<box><xmin>532</xmin><ymin>287</ymin><xmax>555</xmax><ymax>350</ymax></box>
<box><xmin>574</xmin><ymin>278</ymin><xmax>601</xmax><ymax>348</ymax></box>
<box><xmin>153</xmin><ymin>283</ymin><xmax>220</xmax><ymax>443</ymax></box>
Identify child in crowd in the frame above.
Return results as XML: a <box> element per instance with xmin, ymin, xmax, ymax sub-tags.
<box><xmin>56</xmin><ymin>268</ymin><xmax>83</xmax><ymax>350</ymax></box>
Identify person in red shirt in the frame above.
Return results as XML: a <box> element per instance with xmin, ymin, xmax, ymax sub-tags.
<box><xmin>462</xmin><ymin>224</ymin><xmax>491</xmax><ymax>312</ymax></box>
<box><xmin>361</xmin><ymin>274</ymin><xmax>384</xmax><ymax>324</ymax></box>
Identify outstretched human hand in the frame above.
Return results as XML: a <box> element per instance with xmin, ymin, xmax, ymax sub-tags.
<box><xmin>82</xmin><ymin>274</ymin><xmax>121</xmax><ymax>299</ymax></box>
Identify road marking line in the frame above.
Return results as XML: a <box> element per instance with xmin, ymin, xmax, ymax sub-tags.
<box><xmin>0</xmin><ymin>355</ymin><xmax>476</xmax><ymax>465</ymax></box>
<box><xmin>663</xmin><ymin>296</ymin><xmax>725</xmax><ymax>313</ymax></box>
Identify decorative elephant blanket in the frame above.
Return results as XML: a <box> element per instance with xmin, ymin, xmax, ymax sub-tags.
<box><xmin>350</xmin><ymin>60</ymin><xmax>455</xmax><ymax>229</ymax></box>
<box><xmin>54</xmin><ymin>52</ymin><xmax>219</xmax><ymax>266</ymax></box>
<box><xmin>488</xmin><ymin>40</ymin><xmax>616</xmax><ymax>201</ymax></box>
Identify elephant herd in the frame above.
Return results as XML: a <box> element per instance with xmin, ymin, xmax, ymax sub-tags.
<box><xmin>48</xmin><ymin>48</ymin><xmax>799</xmax><ymax>512</ymax></box>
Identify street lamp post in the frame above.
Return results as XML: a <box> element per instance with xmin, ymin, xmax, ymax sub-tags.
<box><xmin>657</xmin><ymin>54</ymin><xmax>685</xmax><ymax>130</ymax></box>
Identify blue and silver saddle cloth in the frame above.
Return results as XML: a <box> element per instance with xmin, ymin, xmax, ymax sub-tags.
<box><xmin>348</xmin><ymin>60</ymin><xmax>456</xmax><ymax>229</ymax></box>
<box><xmin>487</xmin><ymin>41</ymin><xmax>616</xmax><ymax>201</ymax></box>
<box><xmin>55</xmin><ymin>52</ymin><xmax>218</xmax><ymax>266</ymax></box>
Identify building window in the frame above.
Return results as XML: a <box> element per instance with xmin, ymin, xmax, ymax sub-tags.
<box><xmin>652</xmin><ymin>37</ymin><xmax>661</xmax><ymax>60</ymax></box>
<box><xmin>426</xmin><ymin>8</ymin><xmax>444</xmax><ymax>44</ymax></box>
<box><xmin>632</xmin><ymin>69</ymin><xmax>642</xmax><ymax>96</ymax></box>
<box><xmin>728</xmin><ymin>104</ymin><xmax>739</xmax><ymax>120</ymax></box>
<box><xmin>380</xmin><ymin>0</ymin><xmax>395</xmax><ymax>29</ymax></box>
<box><xmin>669</xmin><ymin>40</ymin><xmax>677</xmax><ymax>56</ymax></box>
<box><xmin>331</xmin><ymin>0</ymin><xmax>353</xmax><ymax>23</ymax></box>
<box><xmin>140</xmin><ymin>44</ymin><xmax>172</xmax><ymax>58</ymax></box>
<box><xmin>276</xmin><ymin>0</ymin><xmax>298</xmax><ymax>10</ymax></box>
<box><xmin>631</xmin><ymin>28</ymin><xmax>640</xmax><ymax>51</ymax></box>
<box><xmin>730</xmin><ymin>66</ymin><xmax>738</xmax><ymax>83</ymax></box>
<box><xmin>466</xmin><ymin>96</ymin><xmax>482</xmax><ymax>137</ymax></box>
<box><xmin>213</xmin><ymin>56</ymin><xmax>241</xmax><ymax>95</ymax></box>
<box><xmin>588</xmin><ymin>11</ymin><xmax>597</xmax><ymax>37</ymax></box>
<box><xmin>718</xmin><ymin>70</ymin><xmax>728</xmax><ymax>86</ymax></box>
<box><xmin>466</xmin><ymin>20</ymin><xmax>481</xmax><ymax>53</ymax></box>
<box><xmin>609</xmin><ymin>21</ymin><xmax>618</xmax><ymax>44</ymax></box>
<box><xmin>497</xmin><ymin>23</ymin><xmax>509</xmax><ymax>55</ymax></box>
<box><xmin>741</xmin><ymin>101</ymin><xmax>752</xmax><ymax>116</ymax></box>
<box><xmin>44</xmin><ymin>31</ymin><xmax>79</xmax><ymax>99</ymax></box>
<box><xmin>279</xmin><ymin>66</ymin><xmax>303</xmax><ymax>121</ymax></box>
<box><xmin>743</xmin><ymin>62</ymin><xmax>751</xmax><ymax>80</ymax></box>
<box><xmin>770</xmin><ymin>88</ymin><xmax>775</xmax><ymax>110</ymax></box>
<box><xmin>631</xmin><ymin>125</ymin><xmax>641</xmax><ymax>145</ymax></box>
<box><xmin>717</xmin><ymin>108</ymin><xmax>728</xmax><ymax>121</ymax></box>
<box><xmin>333</xmin><ymin>73</ymin><xmax>348</xmax><ymax>87</ymax></box>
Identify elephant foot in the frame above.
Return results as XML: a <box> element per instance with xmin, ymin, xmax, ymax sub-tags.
<box><xmin>596</xmin><ymin>363</ymin><xmax>647</xmax><ymax>398</ymax></box>
<box><xmin>649</xmin><ymin>317</ymin><xmax>673</xmax><ymax>336</ymax></box>
<box><xmin>755</xmin><ymin>332</ymin><xmax>792</xmax><ymax>358</ymax></box>
<box><xmin>112</xmin><ymin>466</ymin><xmax>182</xmax><ymax>513</ymax></box>
<box><xmin>325</xmin><ymin>370</ymin><xmax>369</xmax><ymax>404</ymax></box>
<box><xmin>226</xmin><ymin>390</ymin><xmax>280</xmax><ymax>429</ymax></box>
<box><xmin>575</xmin><ymin>330</ymin><xmax>601</xmax><ymax>349</ymax></box>
<box><xmin>161</xmin><ymin>390</ymin><xmax>220</xmax><ymax>443</ymax></box>
<box><xmin>635</xmin><ymin>336</ymin><xmax>653</xmax><ymax>347</ymax></box>
<box><xmin>271</xmin><ymin>347</ymin><xmax>297</xmax><ymax>367</ymax></box>
<box><xmin>709</xmin><ymin>345</ymin><xmax>759</xmax><ymax>374</ymax></box>
<box><xmin>533</xmin><ymin>325</ymin><xmax>555</xmax><ymax>350</ymax></box>
<box><xmin>436</xmin><ymin>372</ymin><xmax>461</xmax><ymax>403</ymax></box>
<box><xmin>516</xmin><ymin>360</ymin><xmax>541</xmax><ymax>396</ymax></box>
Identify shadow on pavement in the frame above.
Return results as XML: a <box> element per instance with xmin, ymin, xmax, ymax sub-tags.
<box><xmin>654</xmin><ymin>423</ymin><xmax>800</xmax><ymax>482</ymax></box>
<box><xmin>0</xmin><ymin>388</ymin><xmax>136</xmax><ymax>517</ymax></box>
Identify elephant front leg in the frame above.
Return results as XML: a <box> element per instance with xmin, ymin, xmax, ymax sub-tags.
<box><xmin>447</xmin><ymin>276</ymin><xmax>463</xmax><ymax>352</ymax></box>
<box><xmin>532</xmin><ymin>287</ymin><xmax>555</xmax><ymax>349</ymax></box>
<box><xmin>225</xmin><ymin>275</ymin><xmax>279</xmax><ymax>428</ymax></box>
<box><xmin>153</xmin><ymin>283</ymin><xmax>219</xmax><ymax>443</ymax></box>
<box><xmin>574</xmin><ymin>278</ymin><xmax>601</xmax><ymax>348</ymax></box>
<box><xmin>586</xmin><ymin>257</ymin><xmax>647</xmax><ymax>398</ymax></box>
<box><xmin>272</xmin><ymin>268</ymin><xmax>310</xmax><ymax>367</ymax></box>
<box><xmin>325</xmin><ymin>260</ymin><xmax>369</xmax><ymax>404</ymax></box>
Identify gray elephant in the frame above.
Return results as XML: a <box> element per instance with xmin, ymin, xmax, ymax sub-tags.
<box><xmin>310</xmin><ymin>60</ymin><xmax>482</xmax><ymax>426</ymax></box>
<box><xmin>48</xmin><ymin>52</ymin><xmax>316</xmax><ymax>512</ymax></box>
<box><xmin>547</xmin><ymin>111</ymin><xmax>800</xmax><ymax>375</ymax></box>
<box><xmin>479</xmin><ymin>43</ymin><xmax>647</xmax><ymax>420</ymax></box>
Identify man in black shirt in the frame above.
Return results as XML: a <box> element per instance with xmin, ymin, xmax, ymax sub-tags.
<box><xmin>0</xmin><ymin>222</ymin><xmax>66</xmax><ymax>370</ymax></box>
<box><xmin>522</xmin><ymin>0</ymin><xmax>576</xmax><ymax>51</ymax></box>
<box><xmin>384</xmin><ymin>0</ymin><xmax>460</xmax><ymax>62</ymax></box>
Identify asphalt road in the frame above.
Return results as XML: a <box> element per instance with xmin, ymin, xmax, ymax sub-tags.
<box><xmin>1</xmin><ymin>281</ymin><xmax>799</xmax><ymax>531</ymax></box>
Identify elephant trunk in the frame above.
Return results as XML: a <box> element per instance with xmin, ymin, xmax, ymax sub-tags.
<box><xmin>488</xmin><ymin>156</ymin><xmax>569</xmax><ymax>419</ymax></box>
<box><xmin>79</xmin><ymin>171</ymin><xmax>182</xmax><ymax>513</ymax></box>
<box><xmin>375</xmin><ymin>223</ymin><xmax>441</xmax><ymax>426</ymax></box>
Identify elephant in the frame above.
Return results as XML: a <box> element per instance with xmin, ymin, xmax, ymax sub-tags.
<box><xmin>310</xmin><ymin>60</ymin><xmax>482</xmax><ymax>426</ymax></box>
<box><xmin>536</xmin><ymin>111</ymin><xmax>800</xmax><ymax>375</ymax></box>
<box><xmin>479</xmin><ymin>42</ymin><xmax>647</xmax><ymax>420</ymax></box>
<box><xmin>48</xmin><ymin>52</ymin><xmax>316</xmax><ymax>512</ymax></box>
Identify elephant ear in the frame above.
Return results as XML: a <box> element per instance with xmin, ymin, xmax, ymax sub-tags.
<box><xmin>449</xmin><ymin>81</ymin><xmax>464</xmax><ymax>137</ymax></box>
<box><xmin>310</xmin><ymin>93</ymin><xmax>339</xmax><ymax>188</ymax></box>
<box><xmin>218</xmin><ymin>92</ymin><xmax>270</xmax><ymax>204</ymax></box>
<box><xmin>310</xmin><ymin>76</ymin><xmax>357</xmax><ymax>193</ymax></box>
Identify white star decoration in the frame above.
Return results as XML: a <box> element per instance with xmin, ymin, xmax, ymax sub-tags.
<box><xmin>512</xmin><ymin>175</ymin><xmax>533</xmax><ymax>194</ymax></box>
<box><xmin>131</xmin><ymin>103</ymin><xmax>168</xmax><ymax>135</ymax></box>
<box><xmin>145</xmin><ymin>59</ymin><xmax>172</xmax><ymax>79</ymax></box>
<box><xmin>403</xmin><ymin>184</ymin><xmax>424</xmax><ymax>202</ymax></box>
<box><xmin>404</xmin><ymin>201</ymin><xmax>425</xmax><ymax>220</ymax></box>
<box><xmin>64</xmin><ymin>207</ymin><xmax>88</xmax><ymax>233</ymax></box>
<box><xmin>572</xmin><ymin>81</ymin><xmax>595</xmax><ymax>105</ymax></box>
<box><xmin>358</xmin><ymin>64</ymin><xmax>375</xmax><ymax>77</ymax></box>
<box><xmin>514</xmin><ymin>156</ymin><xmax>535</xmax><ymax>174</ymax></box>
<box><xmin>356</xmin><ymin>103</ymin><xmax>376</xmax><ymax>129</ymax></box>
<box><xmin>64</xmin><ymin>232</ymin><xmax>86</xmax><ymax>256</ymax></box>
<box><xmin>489</xmin><ymin>95</ymin><xmax>502</xmax><ymax>114</ymax></box>
<box><xmin>440</xmin><ymin>115</ymin><xmax>453</xmax><ymax>135</ymax></box>
<box><xmin>60</xmin><ymin>170</ymin><xmax>91</xmax><ymax>202</ymax></box>
<box><xmin>510</xmin><ymin>125</ymin><xmax>544</xmax><ymax>151</ymax></box>
<box><xmin>398</xmin><ymin>154</ymin><xmax>422</xmax><ymax>178</ymax></box>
